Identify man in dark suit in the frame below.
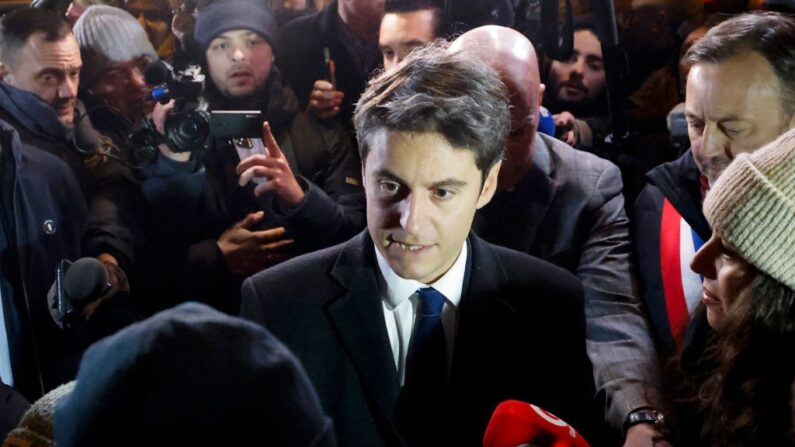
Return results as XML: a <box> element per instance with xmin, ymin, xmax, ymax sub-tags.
<box><xmin>451</xmin><ymin>27</ymin><xmax>665</xmax><ymax>445</ymax></box>
<box><xmin>240</xmin><ymin>42</ymin><xmax>595</xmax><ymax>446</ymax></box>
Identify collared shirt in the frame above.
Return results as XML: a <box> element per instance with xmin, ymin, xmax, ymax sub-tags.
<box><xmin>375</xmin><ymin>242</ymin><xmax>467</xmax><ymax>384</ymax></box>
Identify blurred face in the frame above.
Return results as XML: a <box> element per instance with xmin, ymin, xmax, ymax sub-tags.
<box><xmin>89</xmin><ymin>56</ymin><xmax>153</xmax><ymax>124</ymax></box>
<box><xmin>379</xmin><ymin>9</ymin><xmax>437</xmax><ymax>70</ymax></box>
<box><xmin>500</xmin><ymin>59</ymin><xmax>543</xmax><ymax>191</ymax></box>
<box><xmin>64</xmin><ymin>1</ymin><xmax>85</xmax><ymax>26</ymax></box>
<box><xmin>206</xmin><ymin>30</ymin><xmax>273</xmax><ymax>100</ymax></box>
<box><xmin>126</xmin><ymin>0</ymin><xmax>171</xmax><ymax>49</ymax></box>
<box><xmin>341</xmin><ymin>0</ymin><xmax>385</xmax><ymax>27</ymax></box>
<box><xmin>686</xmin><ymin>51</ymin><xmax>795</xmax><ymax>185</ymax></box>
<box><xmin>549</xmin><ymin>29</ymin><xmax>605</xmax><ymax>103</ymax></box>
<box><xmin>690</xmin><ymin>233</ymin><xmax>755</xmax><ymax>330</ymax></box>
<box><xmin>1</xmin><ymin>33</ymin><xmax>81</xmax><ymax>126</ymax></box>
<box><xmin>364</xmin><ymin>130</ymin><xmax>499</xmax><ymax>284</ymax></box>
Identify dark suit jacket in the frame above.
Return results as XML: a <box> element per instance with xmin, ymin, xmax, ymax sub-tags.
<box><xmin>473</xmin><ymin>134</ymin><xmax>660</xmax><ymax>432</ymax></box>
<box><xmin>240</xmin><ymin>231</ymin><xmax>595</xmax><ymax>446</ymax></box>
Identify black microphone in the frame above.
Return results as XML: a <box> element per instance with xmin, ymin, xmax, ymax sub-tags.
<box><xmin>145</xmin><ymin>60</ymin><xmax>172</xmax><ymax>86</ymax></box>
<box><xmin>64</xmin><ymin>258</ymin><xmax>111</xmax><ymax>304</ymax></box>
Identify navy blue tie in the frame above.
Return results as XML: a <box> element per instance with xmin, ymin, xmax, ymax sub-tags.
<box><xmin>396</xmin><ymin>287</ymin><xmax>447</xmax><ymax>445</ymax></box>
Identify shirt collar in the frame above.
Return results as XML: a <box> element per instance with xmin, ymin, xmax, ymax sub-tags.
<box><xmin>375</xmin><ymin>241</ymin><xmax>467</xmax><ymax>310</ymax></box>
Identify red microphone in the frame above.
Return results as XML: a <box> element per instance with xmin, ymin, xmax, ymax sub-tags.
<box><xmin>483</xmin><ymin>400</ymin><xmax>590</xmax><ymax>447</ymax></box>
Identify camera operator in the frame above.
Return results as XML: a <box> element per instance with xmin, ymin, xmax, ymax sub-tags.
<box><xmin>138</xmin><ymin>0</ymin><xmax>364</xmax><ymax>313</ymax></box>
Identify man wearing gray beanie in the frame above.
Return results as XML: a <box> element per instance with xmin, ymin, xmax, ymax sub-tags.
<box><xmin>73</xmin><ymin>5</ymin><xmax>159</xmax><ymax>138</ymax></box>
<box><xmin>133</xmin><ymin>0</ymin><xmax>364</xmax><ymax>313</ymax></box>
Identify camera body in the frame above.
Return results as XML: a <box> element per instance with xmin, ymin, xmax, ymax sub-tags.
<box><xmin>148</xmin><ymin>63</ymin><xmax>211</xmax><ymax>153</ymax></box>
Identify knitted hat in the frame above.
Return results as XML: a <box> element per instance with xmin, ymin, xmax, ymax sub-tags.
<box><xmin>73</xmin><ymin>5</ymin><xmax>158</xmax><ymax>87</ymax></box>
<box><xmin>53</xmin><ymin>302</ymin><xmax>334</xmax><ymax>446</ymax></box>
<box><xmin>194</xmin><ymin>0</ymin><xmax>277</xmax><ymax>51</ymax></box>
<box><xmin>2</xmin><ymin>382</ymin><xmax>75</xmax><ymax>447</ymax></box>
<box><xmin>703</xmin><ymin>128</ymin><xmax>795</xmax><ymax>292</ymax></box>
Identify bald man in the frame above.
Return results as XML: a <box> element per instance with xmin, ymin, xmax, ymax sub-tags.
<box><xmin>452</xmin><ymin>27</ymin><xmax>665</xmax><ymax>446</ymax></box>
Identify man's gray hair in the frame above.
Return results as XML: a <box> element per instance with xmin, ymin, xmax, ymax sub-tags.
<box><xmin>354</xmin><ymin>40</ymin><xmax>510</xmax><ymax>176</ymax></box>
<box><xmin>686</xmin><ymin>12</ymin><xmax>795</xmax><ymax>120</ymax></box>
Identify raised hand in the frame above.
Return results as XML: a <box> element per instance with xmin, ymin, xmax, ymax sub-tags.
<box><xmin>237</xmin><ymin>121</ymin><xmax>305</xmax><ymax>207</ymax></box>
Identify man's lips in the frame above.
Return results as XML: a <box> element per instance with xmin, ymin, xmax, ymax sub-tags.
<box><xmin>384</xmin><ymin>235</ymin><xmax>431</xmax><ymax>252</ymax></box>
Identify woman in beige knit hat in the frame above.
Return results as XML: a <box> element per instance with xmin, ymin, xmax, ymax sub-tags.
<box><xmin>666</xmin><ymin>128</ymin><xmax>795</xmax><ymax>446</ymax></box>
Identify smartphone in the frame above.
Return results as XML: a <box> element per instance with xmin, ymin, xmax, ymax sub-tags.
<box><xmin>209</xmin><ymin>110</ymin><xmax>263</xmax><ymax>139</ymax></box>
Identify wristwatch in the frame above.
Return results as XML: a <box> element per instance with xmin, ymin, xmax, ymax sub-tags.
<box><xmin>623</xmin><ymin>408</ymin><xmax>665</xmax><ymax>434</ymax></box>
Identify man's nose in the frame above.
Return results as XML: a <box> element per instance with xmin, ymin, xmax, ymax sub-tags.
<box><xmin>700</xmin><ymin>124</ymin><xmax>728</xmax><ymax>158</ymax></box>
<box><xmin>59</xmin><ymin>76</ymin><xmax>78</xmax><ymax>100</ymax></box>
<box><xmin>399</xmin><ymin>193</ymin><xmax>428</xmax><ymax>235</ymax></box>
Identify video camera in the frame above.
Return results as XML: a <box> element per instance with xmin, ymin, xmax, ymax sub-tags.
<box><xmin>146</xmin><ymin>61</ymin><xmax>210</xmax><ymax>153</ymax></box>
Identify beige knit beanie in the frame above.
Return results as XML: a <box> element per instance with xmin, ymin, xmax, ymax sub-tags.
<box><xmin>703</xmin><ymin>128</ymin><xmax>795</xmax><ymax>292</ymax></box>
<box><xmin>2</xmin><ymin>382</ymin><xmax>75</xmax><ymax>447</ymax></box>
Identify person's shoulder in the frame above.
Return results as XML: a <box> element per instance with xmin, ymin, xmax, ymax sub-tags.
<box><xmin>248</xmin><ymin>239</ymin><xmax>346</xmax><ymax>287</ymax></box>
<box><xmin>541</xmin><ymin>133</ymin><xmax>618</xmax><ymax>178</ymax></box>
<box><xmin>475</xmin><ymin>238</ymin><xmax>582</xmax><ymax>305</ymax></box>
<box><xmin>278</xmin><ymin>7</ymin><xmax>326</xmax><ymax>43</ymax></box>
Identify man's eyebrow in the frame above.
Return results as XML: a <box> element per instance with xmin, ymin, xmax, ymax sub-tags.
<box><xmin>400</xmin><ymin>39</ymin><xmax>427</xmax><ymax>47</ymax></box>
<box><xmin>431</xmin><ymin>179</ymin><xmax>468</xmax><ymax>188</ymax></box>
<box><xmin>585</xmin><ymin>54</ymin><xmax>603</xmax><ymax>63</ymax></box>
<box><xmin>373</xmin><ymin>170</ymin><xmax>468</xmax><ymax>188</ymax></box>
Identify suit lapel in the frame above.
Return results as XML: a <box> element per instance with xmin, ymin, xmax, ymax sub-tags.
<box><xmin>510</xmin><ymin>137</ymin><xmax>561</xmax><ymax>253</ymax></box>
<box><xmin>328</xmin><ymin>232</ymin><xmax>402</xmax><ymax>439</ymax></box>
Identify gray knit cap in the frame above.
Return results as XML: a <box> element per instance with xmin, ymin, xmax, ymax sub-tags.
<box><xmin>194</xmin><ymin>0</ymin><xmax>277</xmax><ymax>51</ymax></box>
<box><xmin>73</xmin><ymin>5</ymin><xmax>158</xmax><ymax>87</ymax></box>
<box><xmin>703</xmin><ymin>127</ymin><xmax>795</xmax><ymax>292</ymax></box>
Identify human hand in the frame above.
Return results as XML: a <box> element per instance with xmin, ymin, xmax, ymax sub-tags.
<box><xmin>217</xmin><ymin>211</ymin><xmax>295</xmax><ymax>275</ymax></box>
<box><xmin>553</xmin><ymin>111</ymin><xmax>579</xmax><ymax>146</ymax></box>
<box><xmin>237</xmin><ymin>122</ymin><xmax>305</xmax><ymax>206</ymax></box>
<box><xmin>308</xmin><ymin>79</ymin><xmax>343</xmax><ymax>120</ymax></box>
<box><xmin>623</xmin><ymin>423</ymin><xmax>672</xmax><ymax>447</ymax></box>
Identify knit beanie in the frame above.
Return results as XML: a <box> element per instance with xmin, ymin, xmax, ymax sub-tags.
<box><xmin>194</xmin><ymin>0</ymin><xmax>277</xmax><ymax>51</ymax></box>
<box><xmin>703</xmin><ymin>128</ymin><xmax>795</xmax><ymax>292</ymax></box>
<box><xmin>2</xmin><ymin>382</ymin><xmax>75</xmax><ymax>447</ymax></box>
<box><xmin>73</xmin><ymin>5</ymin><xmax>158</xmax><ymax>87</ymax></box>
<box><xmin>53</xmin><ymin>302</ymin><xmax>335</xmax><ymax>447</ymax></box>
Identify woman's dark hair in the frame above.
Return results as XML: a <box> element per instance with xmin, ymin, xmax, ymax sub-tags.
<box><xmin>666</xmin><ymin>273</ymin><xmax>795</xmax><ymax>446</ymax></box>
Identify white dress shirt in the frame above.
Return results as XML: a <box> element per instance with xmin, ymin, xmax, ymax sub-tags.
<box><xmin>375</xmin><ymin>242</ymin><xmax>467</xmax><ymax>385</ymax></box>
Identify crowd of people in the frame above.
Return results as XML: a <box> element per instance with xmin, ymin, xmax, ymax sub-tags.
<box><xmin>0</xmin><ymin>0</ymin><xmax>792</xmax><ymax>446</ymax></box>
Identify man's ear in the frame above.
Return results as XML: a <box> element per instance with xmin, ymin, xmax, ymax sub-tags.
<box><xmin>476</xmin><ymin>160</ymin><xmax>502</xmax><ymax>209</ymax></box>
<box><xmin>0</xmin><ymin>61</ymin><xmax>8</xmax><ymax>81</ymax></box>
<box><xmin>538</xmin><ymin>83</ymin><xmax>545</xmax><ymax>107</ymax></box>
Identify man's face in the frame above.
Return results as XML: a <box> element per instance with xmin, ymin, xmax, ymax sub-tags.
<box><xmin>341</xmin><ymin>0</ymin><xmax>385</xmax><ymax>27</ymax></box>
<box><xmin>206</xmin><ymin>30</ymin><xmax>273</xmax><ymax>100</ymax></box>
<box><xmin>90</xmin><ymin>56</ymin><xmax>153</xmax><ymax>124</ymax></box>
<box><xmin>500</xmin><ymin>61</ymin><xmax>543</xmax><ymax>190</ymax></box>
<box><xmin>126</xmin><ymin>0</ymin><xmax>171</xmax><ymax>49</ymax></box>
<box><xmin>686</xmin><ymin>51</ymin><xmax>795</xmax><ymax>185</ymax></box>
<box><xmin>1</xmin><ymin>33</ymin><xmax>81</xmax><ymax>126</ymax></box>
<box><xmin>379</xmin><ymin>10</ymin><xmax>437</xmax><ymax>70</ymax></box>
<box><xmin>364</xmin><ymin>130</ymin><xmax>499</xmax><ymax>284</ymax></box>
<box><xmin>548</xmin><ymin>29</ymin><xmax>605</xmax><ymax>104</ymax></box>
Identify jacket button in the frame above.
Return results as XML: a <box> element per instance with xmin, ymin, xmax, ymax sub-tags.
<box><xmin>43</xmin><ymin>219</ymin><xmax>56</xmax><ymax>235</ymax></box>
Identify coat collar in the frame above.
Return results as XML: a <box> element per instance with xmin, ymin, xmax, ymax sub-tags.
<box><xmin>328</xmin><ymin>231</ymin><xmax>403</xmax><ymax>441</ymax></box>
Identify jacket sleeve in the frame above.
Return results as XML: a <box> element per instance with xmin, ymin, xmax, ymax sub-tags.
<box><xmin>273</xmin><ymin>114</ymin><xmax>365</xmax><ymax>250</ymax></box>
<box><xmin>579</xmin><ymin>162</ymin><xmax>662</xmax><ymax>433</ymax></box>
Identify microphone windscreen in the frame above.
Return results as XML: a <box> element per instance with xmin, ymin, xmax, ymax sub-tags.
<box><xmin>145</xmin><ymin>60</ymin><xmax>170</xmax><ymax>86</ymax></box>
<box><xmin>64</xmin><ymin>258</ymin><xmax>108</xmax><ymax>302</ymax></box>
<box><xmin>483</xmin><ymin>400</ymin><xmax>590</xmax><ymax>447</ymax></box>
